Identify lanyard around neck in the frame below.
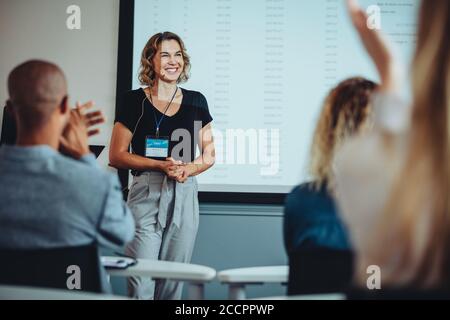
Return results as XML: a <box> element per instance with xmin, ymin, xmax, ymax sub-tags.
<box><xmin>149</xmin><ymin>86</ymin><xmax>178</xmax><ymax>138</ymax></box>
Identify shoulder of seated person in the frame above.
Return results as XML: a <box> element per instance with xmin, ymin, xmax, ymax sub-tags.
<box><xmin>289</xmin><ymin>182</ymin><xmax>329</xmax><ymax>196</ymax></box>
<box><xmin>285</xmin><ymin>183</ymin><xmax>331</xmax><ymax>210</ymax></box>
<box><xmin>334</xmin><ymin>133</ymin><xmax>406</xmax><ymax>190</ymax></box>
<box><xmin>55</xmin><ymin>154</ymin><xmax>112</xmax><ymax>181</ymax></box>
<box><xmin>337</xmin><ymin>134</ymin><xmax>391</xmax><ymax>170</ymax></box>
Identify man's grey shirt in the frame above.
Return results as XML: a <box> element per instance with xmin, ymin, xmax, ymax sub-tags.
<box><xmin>0</xmin><ymin>145</ymin><xmax>135</xmax><ymax>250</ymax></box>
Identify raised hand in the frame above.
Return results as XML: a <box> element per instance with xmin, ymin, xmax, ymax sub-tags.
<box><xmin>346</xmin><ymin>0</ymin><xmax>399</xmax><ymax>91</ymax></box>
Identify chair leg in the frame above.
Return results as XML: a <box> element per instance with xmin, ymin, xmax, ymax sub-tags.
<box><xmin>229</xmin><ymin>284</ymin><xmax>246</xmax><ymax>300</ymax></box>
<box><xmin>187</xmin><ymin>283</ymin><xmax>204</xmax><ymax>300</ymax></box>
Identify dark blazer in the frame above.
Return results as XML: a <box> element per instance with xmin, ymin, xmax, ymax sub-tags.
<box><xmin>283</xmin><ymin>182</ymin><xmax>351</xmax><ymax>254</ymax></box>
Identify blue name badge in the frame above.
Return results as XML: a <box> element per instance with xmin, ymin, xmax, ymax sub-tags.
<box><xmin>145</xmin><ymin>136</ymin><xmax>169</xmax><ymax>158</ymax></box>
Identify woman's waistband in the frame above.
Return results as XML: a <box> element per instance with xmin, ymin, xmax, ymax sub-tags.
<box><xmin>132</xmin><ymin>170</ymin><xmax>154</xmax><ymax>177</ymax></box>
<box><xmin>131</xmin><ymin>170</ymin><xmax>197</xmax><ymax>184</ymax></box>
<box><xmin>131</xmin><ymin>170</ymin><xmax>164</xmax><ymax>177</ymax></box>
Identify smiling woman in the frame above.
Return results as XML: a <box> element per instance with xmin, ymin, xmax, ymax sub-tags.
<box><xmin>138</xmin><ymin>32</ymin><xmax>191</xmax><ymax>88</ymax></box>
<box><xmin>109</xmin><ymin>31</ymin><xmax>215</xmax><ymax>300</ymax></box>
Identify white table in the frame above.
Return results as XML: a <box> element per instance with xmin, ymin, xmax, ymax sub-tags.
<box><xmin>105</xmin><ymin>257</ymin><xmax>216</xmax><ymax>299</ymax></box>
<box><xmin>218</xmin><ymin>266</ymin><xmax>288</xmax><ymax>300</ymax></box>
<box><xmin>252</xmin><ymin>293</ymin><xmax>346</xmax><ymax>300</ymax></box>
<box><xmin>0</xmin><ymin>285</ymin><xmax>128</xmax><ymax>300</ymax></box>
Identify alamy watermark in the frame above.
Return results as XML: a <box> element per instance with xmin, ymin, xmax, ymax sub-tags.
<box><xmin>66</xmin><ymin>264</ymin><xmax>81</xmax><ymax>290</ymax></box>
<box><xmin>366</xmin><ymin>5</ymin><xmax>382</xmax><ymax>30</ymax></box>
<box><xmin>66</xmin><ymin>5</ymin><xmax>81</xmax><ymax>30</ymax></box>
<box><xmin>366</xmin><ymin>265</ymin><xmax>381</xmax><ymax>290</ymax></box>
<box><xmin>167</xmin><ymin>121</ymin><xmax>280</xmax><ymax>176</ymax></box>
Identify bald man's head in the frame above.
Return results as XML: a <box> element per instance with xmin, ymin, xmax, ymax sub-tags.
<box><xmin>8</xmin><ymin>60</ymin><xmax>68</xmax><ymax>130</ymax></box>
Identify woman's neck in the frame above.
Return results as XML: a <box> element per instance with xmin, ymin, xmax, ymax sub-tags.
<box><xmin>151</xmin><ymin>79</ymin><xmax>178</xmax><ymax>101</ymax></box>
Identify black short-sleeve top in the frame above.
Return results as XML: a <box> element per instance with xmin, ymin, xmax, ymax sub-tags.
<box><xmin>115</xmin><ymin>87</ymin><xmax>213</xmax><ymax>163</ymax></box>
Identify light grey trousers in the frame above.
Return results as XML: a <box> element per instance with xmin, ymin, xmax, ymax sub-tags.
<box><xmin>124</xmin><ymin>171</ymin><xmax>199</xmax><ymax>300</ymax></box>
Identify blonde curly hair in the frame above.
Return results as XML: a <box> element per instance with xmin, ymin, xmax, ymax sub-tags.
<box><xmin>138</xmin><ymin>31</ymin><xmax>191</xmax><ymax>87</ymax></box>
<box><xmin>310</xmin><ymin>77</ymin><xmax>378</xmax><ymax>192</ymax></box>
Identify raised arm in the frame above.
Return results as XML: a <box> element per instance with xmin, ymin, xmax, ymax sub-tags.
<box><xmin>346</xmin><ymin>0</ymin><xmax>401</xmax><ymax>93</ymax></box>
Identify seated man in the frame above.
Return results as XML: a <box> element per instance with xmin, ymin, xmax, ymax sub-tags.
<box><xmin>0</xmin><ymin>60</ymin><xmax>135</xmax><ymax>290</ymax></box>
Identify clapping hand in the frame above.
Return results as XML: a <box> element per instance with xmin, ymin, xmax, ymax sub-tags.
<box><xmin>59</xmin><ymin>101</ymin><xmax>105</xmax><ymax>159</ymax></box>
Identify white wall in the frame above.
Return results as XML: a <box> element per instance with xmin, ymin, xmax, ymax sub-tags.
<box><xmin>0</xmin><ymin>0</ymin><xmax>120</xmax><ymax>168</ymax></box>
